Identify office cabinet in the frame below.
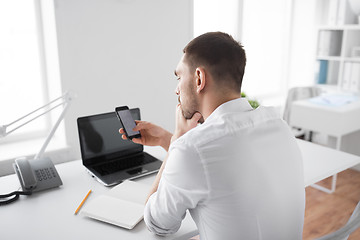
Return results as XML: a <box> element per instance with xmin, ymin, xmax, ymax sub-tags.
<box><xmin>315</xmin><ymin>0</ymin><xmax>360</xmax><ymax>92</ymax></box>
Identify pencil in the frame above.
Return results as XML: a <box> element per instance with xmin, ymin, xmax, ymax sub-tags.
<box><xmin>74</xmin><ymin>189</ymin><xmax>92</xmax><ymax>215</ymax></box>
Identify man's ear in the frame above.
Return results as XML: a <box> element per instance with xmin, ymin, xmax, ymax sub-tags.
<box><xmin>195</xmin><ymin>67</ymin><xmax>206</xmax><ymax>93</ymax></box>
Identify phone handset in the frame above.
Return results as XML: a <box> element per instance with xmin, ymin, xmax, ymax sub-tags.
<box><xmin>14</xmin><ymin>157</ymin><xmax>38</xmax><ymax>190</ymax></box>
<box><xmin>13</xmin><ymin>157</ymin><xmax>63</xmax><ymax>193</ymax></box>
<box><xmin>1</xmin><ymin>157</ymin><xmax>63</xmax><ymax>205</ymax></box>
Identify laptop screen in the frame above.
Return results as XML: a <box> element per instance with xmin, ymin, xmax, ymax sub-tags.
<box><xmin>77</xmin><ymin>109</ymin><xmax>142</xmax><ymax>166</ymax></box>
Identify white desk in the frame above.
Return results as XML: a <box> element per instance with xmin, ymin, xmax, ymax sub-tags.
<box><xmin>290</xmin><ymin>98</ymin><xmax>360</xmax><ymax>149</ymax></box>
<box><xmin>1</xmin><ymin>141</ymin><xmax>360</xmax><ymax>239</ymax></box>
<box><xmin>298</xmin><ymin>139</ymin><xmax>360</xmax><ymax>187</ymax></box>
<box><xmin>290</xmin><ymin>98</ymin><xmax>360</xmax><ymax>192</ymax></box>
<box><xmin>0</xmin><ymin>147</ymin><xmax>198</xmax><ymax>240</ymax></box>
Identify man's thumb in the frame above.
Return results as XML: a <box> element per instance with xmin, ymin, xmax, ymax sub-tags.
<box><xmin>192</xmin><ymin>112</ymin><xmax>202</xmax><ymax>123</ymax></box>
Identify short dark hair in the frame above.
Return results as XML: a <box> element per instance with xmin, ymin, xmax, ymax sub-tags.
<box><xmin>183</xmin><ymin>32</ymin><xmax>246</xmax><ymax>92</ymax></box>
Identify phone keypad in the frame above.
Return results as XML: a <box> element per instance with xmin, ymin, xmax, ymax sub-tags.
<box><xmin>35</xmin><ymin>167</ymin><xmax>57</xmax><ymax>181</ymax></box>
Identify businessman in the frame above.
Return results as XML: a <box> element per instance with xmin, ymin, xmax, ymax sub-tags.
<box><xmin>120</xmin><ymin>32</ymin><xmax>305</xmax><ymax>239</ymax></box>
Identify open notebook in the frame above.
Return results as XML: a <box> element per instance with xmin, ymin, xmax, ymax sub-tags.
<box><xmin>81</xmin><ymin>180</ymin><xmax>150</xmax><ymax>229</ymax></box>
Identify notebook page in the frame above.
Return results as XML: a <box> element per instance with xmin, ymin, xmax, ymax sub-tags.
<box><xmin>107</xmin><ymin>180</ymin><xmax>150</xmax><ymax>205</ymax></box>
<box><xmin>81</xmin><ymin>195</ymin><xmax>144</xmax><ymax>229</ymax></box>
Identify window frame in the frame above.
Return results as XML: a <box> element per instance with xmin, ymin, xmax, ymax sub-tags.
<box><xmin>0</xmin><ymin>0</ymin><xmax>66</xmax><ymax>175</ymax></box>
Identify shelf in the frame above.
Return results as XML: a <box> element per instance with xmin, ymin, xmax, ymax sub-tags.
<box><xmin>344</xmin><ymin>57</ymin><xmax>360</xmax><ymax>63</ymax></box>
<box><xmin>316</xmin><ymin>56</ymin><xmax>342</xmax><ymax>61</ymax></box>
<box><xmin>318</xmin><ymin>25</ymin><xmax>360</xmax><ymax>30</ymax></box>
<box><xmin>314</xmin><ymin>0</ymin><xmax>360</xmax><ymax>92</ymax></box>
<box><xmin>316</xmin><ymin>57</ymin><xmax>360</xmax><ymax>62</ymax></box>
<box><xmin>315</xmin><ymin>84</ymin><xmax>340</xmax><ymax>93</ymax></box>
<box><xmin>346</xmin><ymin>25</ymin><xmax>360</xmax><ymax>30</ymax></box>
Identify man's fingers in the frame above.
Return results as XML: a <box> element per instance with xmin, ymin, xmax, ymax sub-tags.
<box><xmin>119</xmin><ymin>128</ymin><xmax>128</xmax><ymax>140</ymax></box>
<box><xmin>175</xmin><ymin>104</ymin><xmax>185</xmax><ymax>122</ymax></box>
<box><xmin>133</xmin><ymin>121</ymin><xmax>148</xmax><ymax>131</ymax></box>
<box><xmin>187</xmin><ymin>112</ymin><xmax>202</xmax><ymax>128</ymax></box>
<box><xmin>132</xmin><ymin>138</ymin><xmax>142</xmax><ymax>144</ymax></box>
<box><xmin>192</xmin><ymin>112</ymin><xmax>202</xmax><ymax>122</ymax></box>
<box><xmin>133</xmin><ymin>125</ymin><xmax>141</xmax><ymax>131</ymax></box>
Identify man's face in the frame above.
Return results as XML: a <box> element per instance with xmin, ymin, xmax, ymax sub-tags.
<box><xmin>174</xmin><ymin>55</ymin><xmax>199</xmax><ymax>119</ymax></box>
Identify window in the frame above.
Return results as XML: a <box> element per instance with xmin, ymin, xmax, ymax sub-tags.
<box><xmin>0</xmin><ymin>0</ymin><xmax>64</xmax><ymax>173</ymax></box>
<box><xmin>194</xmin><ymin>0</ymin><xmax>241</xmax><ymax>39</ymax></box>
<box><xmin>0</xmin><ymin>0</ymin><xmax>60</xmax><ymax>143</ymax></box>
<box><xmin>241</xmin><ymin>0</ymin><xmax>292</xmax><ymax>105</ymax></box>
<box><xmin>193</xmin><ymin>0</ymin><xmax>293</xmax><ymax>106</ymax></box>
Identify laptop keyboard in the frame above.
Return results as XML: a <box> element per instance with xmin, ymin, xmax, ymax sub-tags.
<box><xmin>95</xmin><ymin>154</ymin><xmax>157</xmax><ymax>176</ymax></box>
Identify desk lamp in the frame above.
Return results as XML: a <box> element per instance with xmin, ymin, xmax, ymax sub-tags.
<box><xmin>0</xmin><ymin>91</ymin><xmax>74</xmax><ymax>205</ymax></box>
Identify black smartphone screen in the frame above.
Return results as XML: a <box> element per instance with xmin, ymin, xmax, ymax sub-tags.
<box><xmin>116</xmin><ymin>107</ymin><xmax>141</xmax><ymax>139</ymax></box>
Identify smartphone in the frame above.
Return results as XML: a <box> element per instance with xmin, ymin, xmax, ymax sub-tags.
<box><xmin>115</xmin><ymin>106</ymin><xmax>141</xmax><ymax>140</ymax></box>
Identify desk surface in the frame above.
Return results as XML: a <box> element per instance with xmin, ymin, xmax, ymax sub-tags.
<box><xmin>0</xmin><ymin>147</ymin><xmax>197</xmax><ymax>240</ymax></box>
<box><xmin>1</xmin><ymin>141</ymin><xmax>360</xmax><ymax>239</ymax></box>
<box><xmin>290</xmin><ymin>98</ymin><xmax>360</xmax><ymax>136</ymax></box>
<box><xmin>299</xmin><ymin>139</ymin><xmax>360</xmax><ymax>186</ymax></box>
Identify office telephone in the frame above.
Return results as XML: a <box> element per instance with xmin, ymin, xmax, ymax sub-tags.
<box><xmin>13</xmin><ymin>157</ymin><xmax>63</xmax><ymax>192</ymax></box>
<box><xmin>0</xmin><ymin>157</ymin><xmax>63</xmax><ymax>205</ymax></box>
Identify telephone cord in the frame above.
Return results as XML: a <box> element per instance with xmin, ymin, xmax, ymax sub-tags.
<box><xmin>0</xmin><ymin>190</ymin><xmax>32</xmax><ymax>206</ymax></box>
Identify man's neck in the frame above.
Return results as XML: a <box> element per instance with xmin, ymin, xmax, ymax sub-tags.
<box><xmin>201</xmin><ymin>92</ymin><xmax>241</xmax><ymax>121</ymax></box>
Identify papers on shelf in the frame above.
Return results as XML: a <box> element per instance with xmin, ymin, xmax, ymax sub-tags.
<box><xmin>342</xmin><ymin>62</ymin><xmax>360</xmax><ymax>91</ymax></box>
<box><xmin>317</xmin><ymin>30</ymin><xmax>342</xmax><ymax>56</ymax></box>
<box><xmin>309</xmin><ymin>94</ymin><xmax>360</xmax><ymax>107</ymax></box>
<box><xmin>317</xmin><ymin>60</ymin><xmax>328</xmax><ymax>84</ymax></box>
<box><xmin>328</xmin><ymin>0</ymin><xmax>354</xmax><ymax>25</ymax></box>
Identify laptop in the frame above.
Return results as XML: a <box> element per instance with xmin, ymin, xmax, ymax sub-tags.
<box><xmin>77</xmin><ymin>108</ymin><xmax>162</xmax><ymax>186</ymax></box>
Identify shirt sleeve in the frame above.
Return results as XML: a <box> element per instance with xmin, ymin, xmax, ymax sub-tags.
<box><xmin>144</xmin><ymin>141</ymin><xmax>208</xmax><ymax>236</ymax></box>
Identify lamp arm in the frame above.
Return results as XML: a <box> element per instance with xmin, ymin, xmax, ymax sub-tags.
<box><xmin>34</xmin><ymin>93</ymin><xmax>73</xmax><ymax>160</ymax></box>
<box><xmin>5</xmin><ymin>102</ymin><xmax>64</xmax><ymax>137</ymax></box>
<box><xmin>5</xmin><ymin>94</ymin><xmax>66</xmax><ymax>129</ymax></box>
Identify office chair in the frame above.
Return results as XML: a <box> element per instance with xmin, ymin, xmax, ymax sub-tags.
<box><xmin>183</xmin><ymin>201</ymin><xmax>360</xmax><ymax>240</ymax></box>
<box><xmin>316</xmin><ymin>200</ymin><xmax>360</xmax><ymax>240</ymax></box>
<box><xmin>283</xmin><ymin>86</ymin><xmax>322</xmax><ymax>140</ymax></box>
<box><xmin>170</xmin><ymin>230</ymin><xmax>199</xmax><ymax>240</ymax></box>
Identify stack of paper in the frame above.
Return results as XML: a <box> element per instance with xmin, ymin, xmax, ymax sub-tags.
<box><xmin>309</xmin><ymin>94</ymin><xmax>359</xmax><ymax>107</ymax></box>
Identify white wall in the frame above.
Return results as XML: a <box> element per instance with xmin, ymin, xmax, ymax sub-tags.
<box><xmin>287</xmin><ymin>0</ymin><xmax>317</xmax><ymax>89</ymax></box>
<box><xmin>54</xmin><ymin>0</ymin><xmax>193</xmax><ymax>160</ymax></box>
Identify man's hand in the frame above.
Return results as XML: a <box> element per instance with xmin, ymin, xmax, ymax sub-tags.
<box><xmin>119</xmin><ymin>121</ymin><xmax>173</xmax><ymax>151</ymax></box>
<box><xmin>144</xmin><ymin>106</ymin><xmax>202</xmax><ymax>203</ymax></box>
<box><xmin>172</xmin><ymin>104</ymin><xmax>202</xmax><ymax>143</ymax></box>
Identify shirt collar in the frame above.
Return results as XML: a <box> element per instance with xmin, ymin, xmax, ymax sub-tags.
<box><xmin>205</xmin><ymin>98</ymin><xmax>254</xmax><ymax>123</ymax></box>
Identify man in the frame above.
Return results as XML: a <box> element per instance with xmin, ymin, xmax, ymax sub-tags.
<box><xmin>120</xmin><ymin>32</ymin><xmax>305</xmax><ymax>239</ymax></box>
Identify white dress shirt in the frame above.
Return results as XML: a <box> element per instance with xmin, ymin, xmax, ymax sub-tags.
<box><xmin>144</xmin><ymin>98</ymin><xmax>305</xmax><ymax>240</ymax></box>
